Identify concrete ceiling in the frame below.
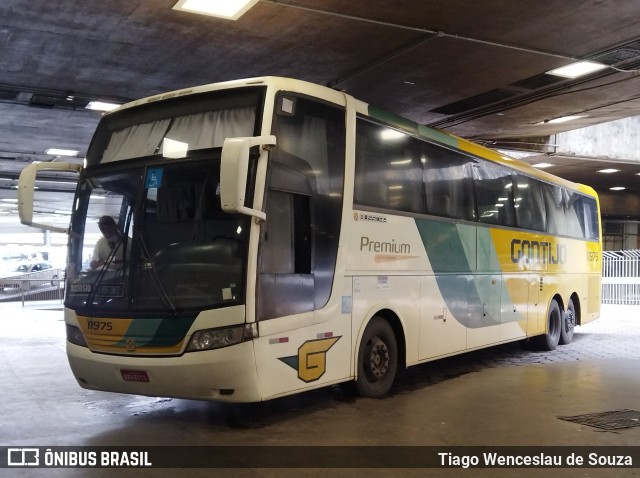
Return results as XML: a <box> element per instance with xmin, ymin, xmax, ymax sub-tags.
<box><xmin>2</xmin><ymin>0</ymin><xmax>640</xmax><ymax>221</ymax></box>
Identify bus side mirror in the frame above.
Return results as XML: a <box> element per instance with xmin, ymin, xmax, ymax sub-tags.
<box><xmin>220</xmin><ymin>135</ymin><xmax>276</xmax><ymax>221</ymax></box>
<box><xmin>18</xmin><ymin>161</ymin><xmax>82</xmax><ymax>233</ymax></box>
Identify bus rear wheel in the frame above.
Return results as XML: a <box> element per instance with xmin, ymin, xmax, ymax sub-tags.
<box><xmin>536</xmin><ymin>299</ymin><xmax>562</xmax><ymax>351</ymax></box>
<box><xmin>355</xmin><ymin>317</ymin><xmax>398</xmax><ymax>399</ymax></box>
<box><xmin>559</xmin><ymin>299</ymin><xmax>576</xmax><ymax>345</ymax></box>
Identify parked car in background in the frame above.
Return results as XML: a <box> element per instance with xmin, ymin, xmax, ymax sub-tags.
<box><xmin>0</xmin><ymin>262</ymin><xmax>61</xmax><ymax>290</ymax></box>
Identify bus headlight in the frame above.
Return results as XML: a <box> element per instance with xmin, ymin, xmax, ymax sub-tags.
<box><xmin>186</xmin><ymin>324</ymin><xmax>258</xmax><ymax>352</ymax></box>
<box><xmin>66</xmin><ymin>324</ymin><xmax>88</xmax><ymax>348</ymax></box>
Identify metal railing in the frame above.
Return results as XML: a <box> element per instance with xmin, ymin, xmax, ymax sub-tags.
<box><xmin>0</xmin><ymin>269</ymin><xmax>65</xmax><ymax>305</ymax></box>
<box><xmin>602</xmin><ymin>250</ymin><xmax>640</xmax><ymax>305</ymax></box>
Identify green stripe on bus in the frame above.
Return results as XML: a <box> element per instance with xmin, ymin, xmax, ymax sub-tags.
<box><xmin>415</xmin><ymin>219</ymin><xmax>472</xmax><ymax>272</ymax></box>
<box><xmin>415</xmin><ymin>218</ymin><xmax>501</xmax><ymax>328</ymax></box>
<box><xmin>368</xmin><ymin>105</ymin><xmax>459</xmax><ymax>148</ymax></box>
<box><xmin>116</xmin><ymin>316</ymin><xmax>197</xmax><ymax>348</ymax></box>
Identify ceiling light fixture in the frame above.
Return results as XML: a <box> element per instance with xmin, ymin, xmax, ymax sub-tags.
<box><xmin>86</xmin><ymin>100</ymin><xmax>121</xmax><ymax>112</ymax></box>
<box><xmin>546</xmin><ymin>61</ymin><xmax>607</xmax><ymax>79</ymax></box>
<box><xmin>173</xmin><ymin>0</ymin><xmax>258</xmax><ymax>20</ymax></box>
<box><xmin>610</xmin><ymin>186</ymin><xmax>626</xmax><ymax>191</ymax></box>
<box><xmin>45</xmin><ymin>148</ymin><xmax>79</xmax><ymax>156</ymax></box>
<box><xmin>597</xmin><ymin>169</ymin><xmax>620</xmax><ymax>174</ymax></box>
<box><xmin>533</xmin><ymin>163</ymin><xmax>554</xmax><ymax>169</ymax></box>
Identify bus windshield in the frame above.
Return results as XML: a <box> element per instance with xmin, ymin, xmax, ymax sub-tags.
<box><xmin>65</xmin><ymin>87</ymin><xmax>265</xmax><ymax>316</ymax></box>
<box><xmin>66</xmin><ymin>157</ymin><xmax>251</xmax><ymax>315</ymax></box>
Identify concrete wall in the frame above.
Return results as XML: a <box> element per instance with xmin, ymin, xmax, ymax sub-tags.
<box><xmin>556</xmin><ymin>116</ymin><xmax>640</xmax><ymax>161</ymax></box>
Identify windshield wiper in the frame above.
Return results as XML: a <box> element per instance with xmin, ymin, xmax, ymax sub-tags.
<box><xmin>136</xmin><ymin>233</ymin><xmax>178</xmax><ymax>316</ymax></box>
<box><xmin>85</xmin><ymin>231</ymin><xmax>127</xmax><ymax>312</ymax></box>
<box><xmin>85</xmin><ymin>208</ymin><xmax>132</xmax><ymax>313</ymax></box>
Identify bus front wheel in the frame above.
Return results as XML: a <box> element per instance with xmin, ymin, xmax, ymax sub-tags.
<box><xmin>355</xmin><ymin>317</ymin><xmax>397</xmax><ymax>398</ymax></box>
<box><xmin>536</xmin><ymin>299</ymin><xmax>562</xmax><ymax>351</ymax></box>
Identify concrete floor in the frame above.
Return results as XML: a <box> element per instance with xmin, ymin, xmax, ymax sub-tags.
<box><xmin>1</xmin><ymin>303</ymin><xmax>639</xmax><ymax>477</ymax></box>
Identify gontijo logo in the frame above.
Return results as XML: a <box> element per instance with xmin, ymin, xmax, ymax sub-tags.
<box><xmin>510</xmin><ymin>238</ymin><xmax>566</xmax><ymax>264</ymax></box>
<box><xmin>279</xmin><ymin>337</ymin><xmax>341</xmax><ymax>382</ymax></box>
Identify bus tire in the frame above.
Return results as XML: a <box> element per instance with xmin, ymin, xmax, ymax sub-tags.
<box><xmin>559</xmin><ymin>299</ymin><xmax>576</xmax><ymax>345</ymax></box>
<box><xmin>355</xmin><ymin>317</ymin><xmax>397</xmax><ymax>399</ymax></box>
<box><xmin>536</xmin><ymin>299</ymin><xmax>562</xmax><ymax>351</ymax></box>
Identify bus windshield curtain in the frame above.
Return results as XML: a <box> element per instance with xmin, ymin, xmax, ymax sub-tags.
<box><xmin>101</xmin><ymin>107</ymin><xmax>256</xmax><ymax>163</ymax></box>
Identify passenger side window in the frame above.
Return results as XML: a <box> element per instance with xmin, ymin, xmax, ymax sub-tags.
<box><xmin>422</xmin><ymin>142</ymin><xmax>475</xmax><ymax>221</ymax></box>
<box><xmin>542</xmin><ymin>184</ymin><xmax>566</xmax><ymax>236</ymax></box>
<box><xmin>573</xmin><ymin>195</ymin><xmax>600</xmax><ymax>241</ymax></box>
<box><xmin>582</xmin><ymin>196</ymin><xmax>600</xmax><ymax>240</ymax></box>
<box><xmin>514</xmin><ymin>177</ymin><xmax>546</xmax><ymax>232</ymax></box>
<box><xmin>474</xmin><ymin>162</ymin><xmax>515</xmax><ymax>226</ymax></box>
<box><xmin>355</xmin><ymin>120</ymin><xmax>425</xmax><ymax>214</ymax></box>
<box><xmin>565</xmin><ymin>190</ymin><xmax>586</xmax><ymax>238</ymax></box>
<box><xmin>354</xmin><ymin>118</ymin><xmax>476</xmax><ymax>221</ymax></box>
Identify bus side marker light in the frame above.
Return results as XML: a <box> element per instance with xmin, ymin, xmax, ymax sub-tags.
<box><xmin>317</xmin><ymin>332</ymin><xmax>334</xmax><ymax>339</ymax></box>
<box><xmin>269</xmin><ymin>337</ymin><xmax>289</xmax><ymax>344</ymax></box>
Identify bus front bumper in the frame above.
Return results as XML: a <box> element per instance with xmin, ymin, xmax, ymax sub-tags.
<box><xmin>66</xmin><ymin>341</ymin><xmax>262</xmax><ymax>403</ymax></box>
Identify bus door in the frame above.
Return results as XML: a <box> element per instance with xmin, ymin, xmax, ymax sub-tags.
<box><xmin>253</xmin><ymin>94</ymin><xmax>349</xmax><ymax>399</ymax></box>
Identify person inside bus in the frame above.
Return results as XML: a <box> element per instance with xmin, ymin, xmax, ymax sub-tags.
<box><xmin>90</xmin><ymin>215</ymin><xmax>123</xmax><ymax>270</ymax></box>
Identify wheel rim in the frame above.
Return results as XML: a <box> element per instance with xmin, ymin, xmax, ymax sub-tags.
<box><xmin>365</xmin><ymin>336</ymin><xmax>390</xmax><ymax>381</ymax></box>
<box><xmin>566</xmin><ymin>308</ymin><xmax>575</xmax><ymax>332</ymax></box>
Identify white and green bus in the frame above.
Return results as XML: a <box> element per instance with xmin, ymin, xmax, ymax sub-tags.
<box><xmin>19</xmin><ymin>77</ymin><xmax>602</xmax><ymax>402</ymax></box>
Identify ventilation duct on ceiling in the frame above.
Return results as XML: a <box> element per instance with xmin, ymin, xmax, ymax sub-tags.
<box><xmin>29</xmin><ymin>94</ymin><xmax>90</xmax><ymax>109</ymax></box>
<box><xmin>509</xmin><ymin>73</ymin><xmax>566</xmax><ymax>90</ymax></box>
<box><xmin>430</xmin><ymin>89</ymin><xmax>518</xmax><ymax>115</ymax></box>
<box><xmin>0</xmin><ymin>90</ymin><xmax>19</xmax><ymax>101</ymax></box>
